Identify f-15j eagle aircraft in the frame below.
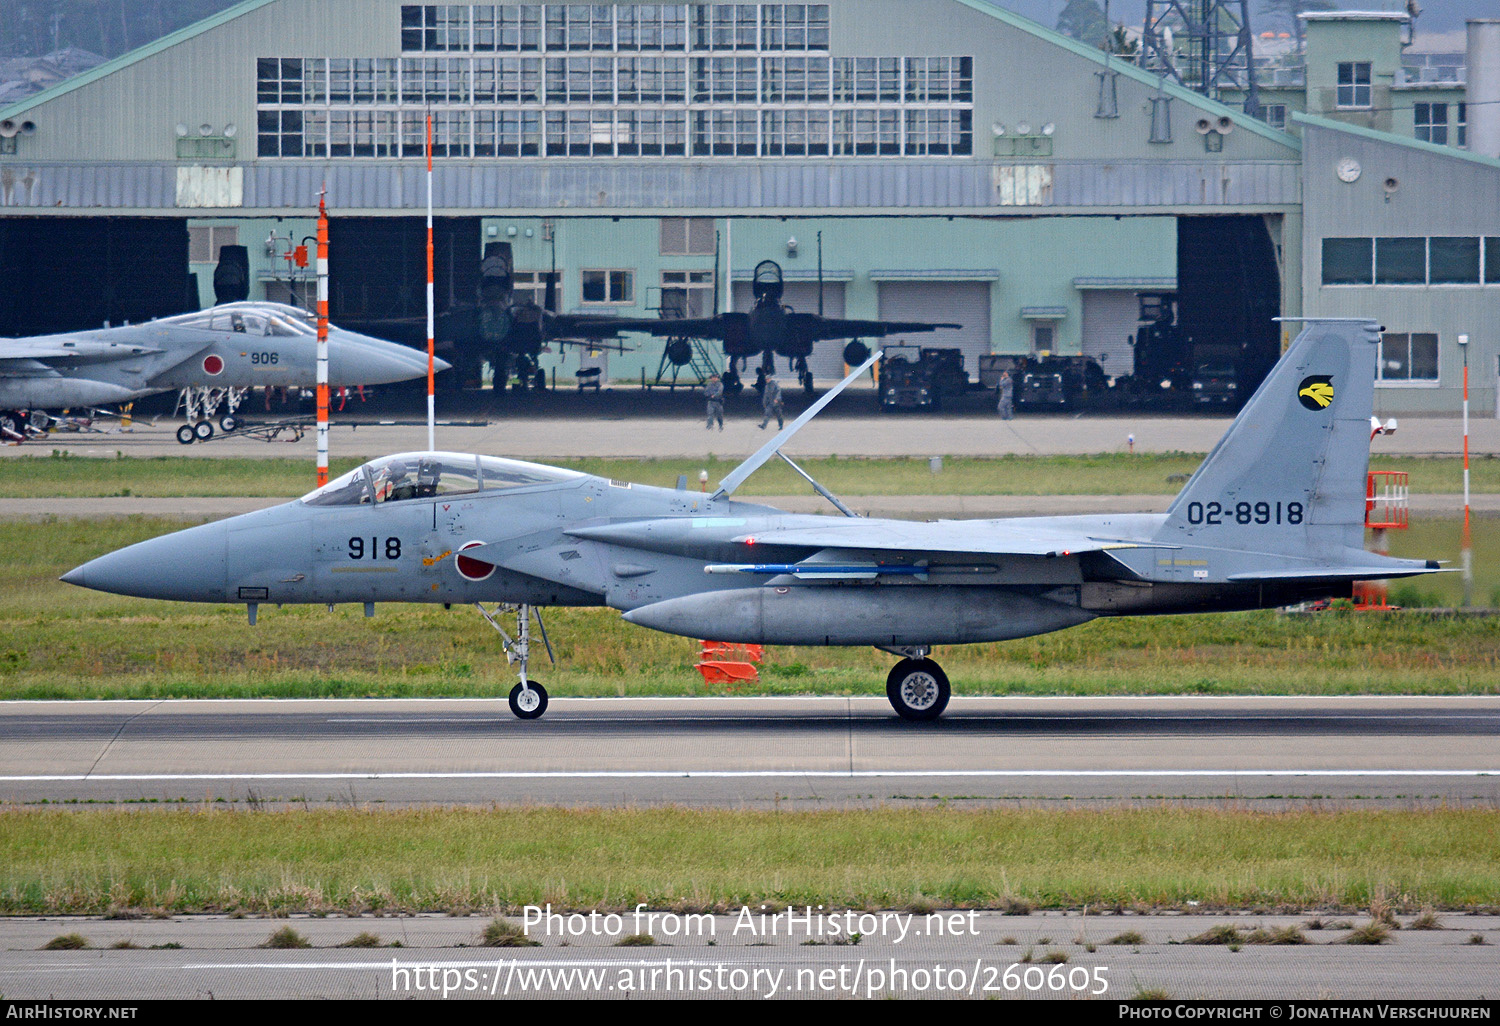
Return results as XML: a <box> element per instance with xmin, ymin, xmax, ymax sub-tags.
<box><xmin>64</xmin><ymin>318</ymin><xmax>1439</xmax><ymax>721</ymax></box>
<box><xmin>0</xmin><ymin>302</ymin><xmax>446</xmax><ymax>442</ymax></box>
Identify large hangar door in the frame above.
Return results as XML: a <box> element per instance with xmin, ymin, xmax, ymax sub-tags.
<box><xmin>877</xmin><ymin>282</ymin><xmax>992</xmax><ymax>368</ymax></box>
<box><xmin>1177</xmin><ymin>216</ymin><xmax>1281</xmax><ymax>390</ymax></box>
<box><xmin>1081</xmin><ymin>291</ymin><xmax>1141</xmax><ymax>378</ymax></box>
<box><xmin>328</xmin><ymin>217</ymin><xmax>481</xmax><ymax>348</ymax></box>
<box><xmin>732</xmin><ymin>280</ymin><xmax>847</xmax><ymax>378</ymax></box>
<box><xmin>0</xmin><ymin>217</ymin><xmax>190</xmax><ymax>337</ymax></box>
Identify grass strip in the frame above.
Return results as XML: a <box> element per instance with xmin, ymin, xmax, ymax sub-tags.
<box><xmin>2</xmin><ymin>453</ymin><xmax>1497</xmax><ymax>499</ymax></box>
<box><xmin>0</xmin><ymin>807</ymin><xmax>1495</xmax><ymax>916</ymax></box>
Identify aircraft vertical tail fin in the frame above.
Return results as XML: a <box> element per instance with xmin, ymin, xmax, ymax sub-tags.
<box><xmin>1155</xmin><ymin>319</ymin><xmax>1382</xmax><ymax>557</ymax></box>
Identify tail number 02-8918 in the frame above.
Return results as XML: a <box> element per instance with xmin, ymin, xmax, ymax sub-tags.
<box><xmin>1187</xmin><ymin>500</ymin><xmax>1303</xmax><ymax>527</ymax></box>
<box><xmin>349</xmin><ymin>537</ymin><xmax>402</xmax><ymax>560</ymax></box>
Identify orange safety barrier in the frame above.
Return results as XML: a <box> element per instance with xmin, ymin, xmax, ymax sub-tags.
<box><xmin>695</xmin><ymin>640</ymin><xmax>764</xmax><ymax>686</ymax></box>
<box><xmin>1365</xmin><ymin>470</ymin><xmax>1409</xmax><ymax>531</ymax></box>
<box><xmin>1356</xmin><ymin>470</ymin><xmax>1411</xmax><ymax>610</ymax></box>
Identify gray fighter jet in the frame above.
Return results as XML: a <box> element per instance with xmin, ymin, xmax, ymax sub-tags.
<box><xmin>0</xmin><ymin>301</ymin><xmax>447</xmax><ymax>441</ymax></box>
<box><xmin>63</xmin><ymin>318</ymin><xmax>1439</xmax><ymax>721</ymax></box>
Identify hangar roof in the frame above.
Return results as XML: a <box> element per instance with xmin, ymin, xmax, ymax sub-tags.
<box><xmin>1293</xmin><ymin>111</ymin><xmax>1500</xmax><ymax>172</ymax></box>
<box><xmin>0</xmin><ymin>0</ymin><xmax>279</xmax><ymax>121</ymax></box>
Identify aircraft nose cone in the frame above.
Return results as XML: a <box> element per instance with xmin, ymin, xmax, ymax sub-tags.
<box><xmin>61</xmin><ymin>521</ymin><xmax>228</xmax><ymax>601</ymax></box>
<box><xmin>329</xmin><ymin>330</ymin><xmax>448</xmax><ymax>384</ymax></box>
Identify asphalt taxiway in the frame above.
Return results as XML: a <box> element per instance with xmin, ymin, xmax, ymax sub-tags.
<box><xmin>5</xmin><ymin>409</ymin><xmax>1494</xmax><ymax>460</ymax></box>
<box><xmin>0</xmin><ymin>912</ymin><xmax>1495</xmax><ymax>999</ymax></box>
<box><xmin>3</xmin><ymin>696</ymin><xmax>1497</xmax><ymax>807</ymax></box>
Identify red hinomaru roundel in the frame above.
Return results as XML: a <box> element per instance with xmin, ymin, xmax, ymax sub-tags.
<box><xmin>202</xmin><ymin>354</ymin><xmax>225</xmax><ymax>376</ymax></box>
<box><xmin>455</xmin><ymin>541</ymin><xmax>494</xmax><ymax>582</ymax></box>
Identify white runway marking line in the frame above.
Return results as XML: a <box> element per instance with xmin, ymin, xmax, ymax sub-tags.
<box><xmin>318</xmin><ymin>714</ymin><xmax>1500</xmax><ymax>724</ymax></box>
<box><xmin>0</xmin><ymin>770</ymin><xmax>1494</xmax><ymax>782</ymax></box>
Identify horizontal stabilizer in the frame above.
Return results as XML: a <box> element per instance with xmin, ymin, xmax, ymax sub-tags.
<box><xmin>1228</xmin><ymin>560</ymin><xmax>1442</xmax><ymax>583</ymax></box>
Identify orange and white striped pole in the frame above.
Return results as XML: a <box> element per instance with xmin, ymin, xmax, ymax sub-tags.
<box><xmin>425</xmin><ymin>112</ymin><xmax>436</xmax><ymax>453</ymax></box>
<box><xmin>316</xmin><ymin>188</ymin><xmax>330</xmax><ymax>487</ymax></box>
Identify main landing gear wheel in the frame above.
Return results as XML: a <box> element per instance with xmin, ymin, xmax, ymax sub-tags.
<box><xmin>218</xmin><ymin>413</ymin><xmax>239</xmax><ymax>433</ymax></box>
<box><xmin>508</xmin><ymin>681</ymin><xmax>549</xmax><ymax>720</ymax></box>
<box><xmin>0</xmin><ymin>412</ymin><xmax>24</xmax><ymax>440</ymax></box>
<box><xmin>193</xmin><ymin>420</ymin><xmax>214</xmax><ymax>441</ymax></box>
<box><xmin>886</xmin><ymin>658</ymin><xmax>950</xmax><ymax>721</ymax></box>
<box><xmin>176</xmin><ymin>424</ymin><xmax>197</xmax><ymax>445</ymax></box>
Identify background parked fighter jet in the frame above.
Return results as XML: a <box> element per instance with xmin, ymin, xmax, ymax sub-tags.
<box><xmin>361</xmin><ymin>243</ymin><xmax>635</xmax><ymax>392</ymax></box>
<box><xmin>0</xmin><ymin>301</ymin><xmax>447</xmax><ymax>442</ymax></box>
<box><xmin>64</xmin><ymin>319</ymin><xmax>1438</xmax><ymax>721</ymax></box>
<box><xmin>598</xmin><ymin>260</ymin><xmax>962</xmax><ymax>394</ymax></box>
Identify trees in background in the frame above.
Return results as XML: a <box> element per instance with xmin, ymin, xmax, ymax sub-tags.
<box><xmin>3</xmin><ymin>1</ymin><xmax>244</xmax><ymax>59</ymax></box>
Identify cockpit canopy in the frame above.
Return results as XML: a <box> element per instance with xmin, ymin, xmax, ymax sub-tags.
<box><xmin>163</xmin><ymin>302</ymin><xmax>318</xmax><ymax>338</ymax></box>
<box><xmin>300</xmin><ymin>452</ymin><xmax>582</xmax><ymax>507</ymax></box>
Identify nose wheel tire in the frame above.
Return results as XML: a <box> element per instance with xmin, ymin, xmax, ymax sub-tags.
<box><xmin>176</xmin><ymin>424</ymin><xmax>196</xmax><ymax>445</ymax></box>
<box><xmin>218</xmin><ymin>414</ymin><xmax>239</xmax><ymax>433</ymax></box>
<box><xmin>886</xmin><ymin>658</ymin><xmax>950</xmax><ymax>721</ymax></box>
<box><xmin>508</xmin><ymin>681</ymin><xmax>549</xmax><ymax>720</ymax></box>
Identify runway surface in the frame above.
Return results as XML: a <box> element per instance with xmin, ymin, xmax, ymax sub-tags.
<box><xmin>3</xmin><ymin>696</ymin><xmax>1497</xmax><ymax>807</ymax></box>
<box><xmin>1</xmin><ymin>912</ymin><xmax>1496</xmax><ymax>999</ymax></box>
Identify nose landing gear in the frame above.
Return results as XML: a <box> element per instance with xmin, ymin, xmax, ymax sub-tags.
<box><xmin>478</xmin><ymin>602</ymin><xmax>555</xmax><ymax>719</ymax></box>
<box><xmin>881</xmin><ymin>647</ymin><xmax>950</xmax><ymax>721</ymax></box>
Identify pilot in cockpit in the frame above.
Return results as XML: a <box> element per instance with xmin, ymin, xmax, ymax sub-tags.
<box><xmin>374</xmin><ymin>460</ymin><xmax>416</xmax><ymax>503</ymax></box>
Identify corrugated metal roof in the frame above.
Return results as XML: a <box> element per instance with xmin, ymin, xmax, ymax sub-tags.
<box><xmin>0</xmin><ymin>159</ymin><xmax>1303</xmax><ymax>213</ymax></box>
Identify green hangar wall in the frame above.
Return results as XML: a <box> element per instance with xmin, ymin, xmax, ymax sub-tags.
<box><xmin>2</xmin><ymin>0</ymin><xmax>1491</xmax><ymax>413</ymax></box>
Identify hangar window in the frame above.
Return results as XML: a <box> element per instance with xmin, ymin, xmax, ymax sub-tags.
<box><xmin>1378</xmin><ymin>333</ymin><xmax>1439</xmax><ymax>384</ymax></box>
<box><xmin>1414</xmin><ymin>102</ymin><xmax>1449</xmax><ymax>145</ymax></box>
<box><xmin>1260</xmin><ymin>104</ymin><xmax>1287</xmax><ymax>130</ymax></box>
<box><xmin>188</xmin><ymin>226</ymin><xmax>240</xmax><ymax>265</ymax></box>
<box><xmin>661</xmin><ymin>218</ymin><xmax>716</xmax><ymax>255</ymax></box>
<box><xmin>1429</xmin><ymin>238</ymin><xmax>1480</xmax><ymax>285</ymax></box>
<box><xmin>1458</xmin><ymin>103</ymin><xmax>1467</xmax><ymax>147</ymax></box>
<box><xmin>511</xmin><ymin>271</ymin><xmax>552</xmax><ymax>308</ymax></box>
<box><xmin>582</xmin><ymin>270</ymin><xmax>634</xmax><ymax>304</ymax></box>
<box><xmin>257</xmin><ymin>110</ymin><xmax>304</xmax><ymax>157</ymax></box>
<box><xmin>257</xmin><ymin>58</ymin><xmax>303</xmax><ymax>103</ymax></box>
<box><xmin>1376</xmin><ymin>237</ymin><xmax>1426</xmax><ymax>285</ymax></box>
<box><xmin>661</xmin><ymin>270</ymin><xmax>716</xmax><ymax>318</ymax></box>
<box><xmin>1320</xmin><ymin>237</ymin><xmax>1373</xmax><ymax>286</ymax></box>
<box><xmin>1336</xmin><ymin>62</ymin><xmax>1371</xmax><ymax>109</ymax></box>
<box><xmin>1487</xmin><ymin>239</ymin><xmax>1500</xmax><ymax>284</ymax></box>
<box><xmin>402</xmin><ymin>5</ymin><xmax>473</xmax><ymax>51</ymax></box>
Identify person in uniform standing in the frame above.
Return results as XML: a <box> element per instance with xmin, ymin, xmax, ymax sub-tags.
<box><xmin>758</xmin><ymin>376</ymin><xmax>784</xmax><ymax>430</ymax></box>
<box><xmin>997</xmin><ymin>369</ymin><xmax>1015</xmax><ymax>420</ymax></box>
<box><xmin>704</xmin><ymin>374</ymin><xmax>725</xmax><ymax>431</ymax></box>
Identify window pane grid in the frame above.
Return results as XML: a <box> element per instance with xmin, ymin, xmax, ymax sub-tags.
<box><xmin>263</xmin><ymin>6</ymin><xmax>972</xmax><ymax>158</ymax></box>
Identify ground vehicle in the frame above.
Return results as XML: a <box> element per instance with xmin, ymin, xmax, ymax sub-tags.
<box><xmin>1191</xmin><ymin>360</ymin><xmax>1239</xmax><ymax>407</ymax></box>
<box><xmin>1016</xmin><ymin>355</ymin><xmax>1111</xmax><ymax>409</ymax></box>
<box><xmin>878</xmin><ymin>346</ymin><xmax>969</xmax><ymax>410</ymax></box>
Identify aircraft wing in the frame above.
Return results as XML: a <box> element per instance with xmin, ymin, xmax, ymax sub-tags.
<box><xmin>725</xmin><ymin>519</ymin><xmax>1146</xmax><ymax>558</ymax></box>
<box><xmin>785</xmin><ymin>313</ymin><xmax>962</xmax><ymax>344</ymax></box>
<box><xmin>0</xmin><ymin>338</ymin><xmax>163</xmax><ymax>365</ymax></box>
<box><xmin>569</xmin><ymin>314</ymin><xmax>749</xmax><ymax>345</ymax></box>
<box><xmin>567</xmin><ymin>514</ymin><xmax>1156</xmax><ymax>561</ymax></box>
